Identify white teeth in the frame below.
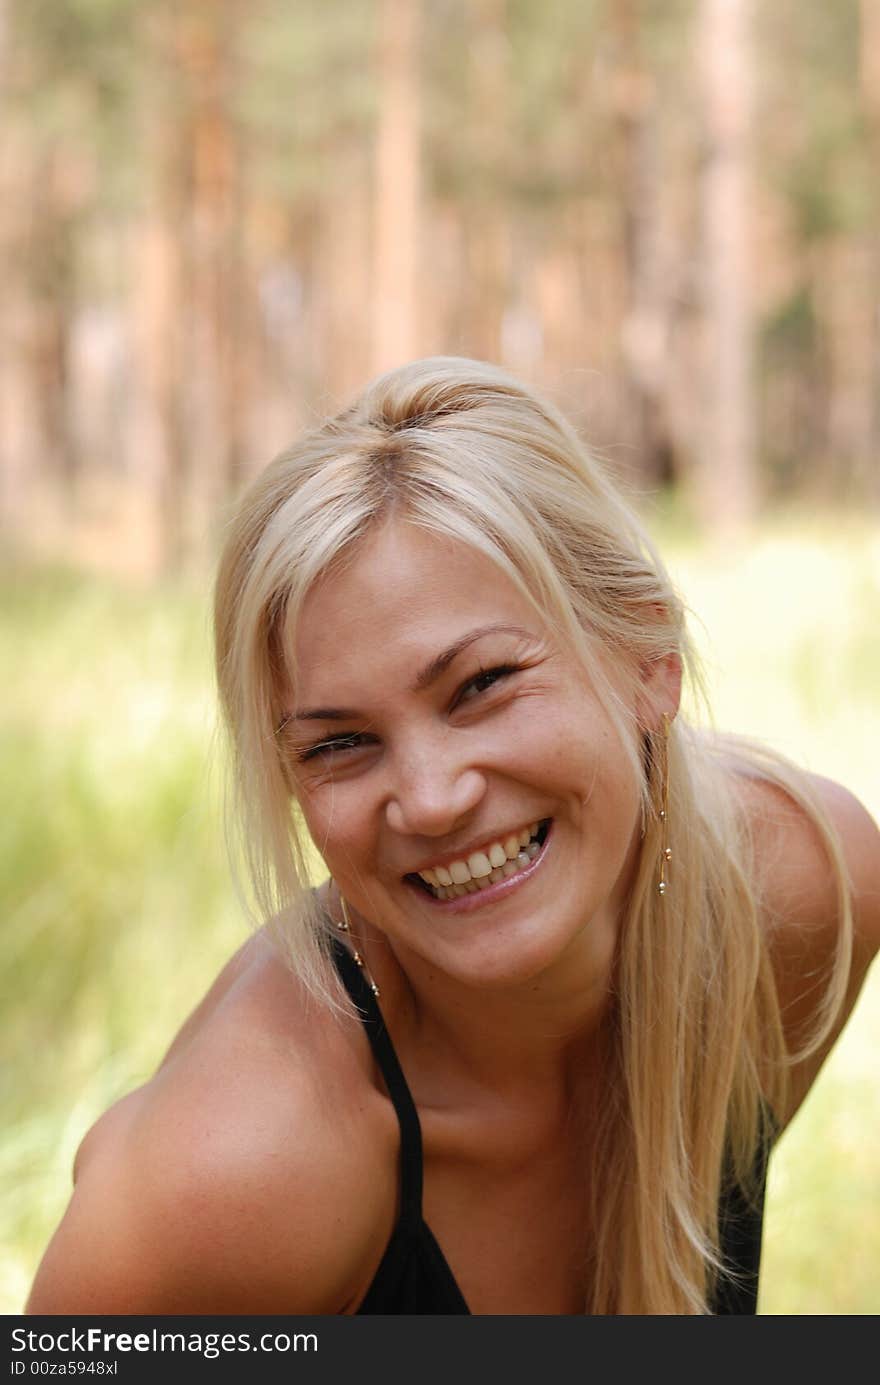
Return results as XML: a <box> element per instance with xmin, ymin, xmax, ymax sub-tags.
<box><xmin>416</xmin><ymin>821</ymin><xmax>547</xmax><ymax>894</ymax></box>
<box><xmin>467</xmin><ymin>851</ymin><xmax>493</xmax><ymax>878</ymax></box>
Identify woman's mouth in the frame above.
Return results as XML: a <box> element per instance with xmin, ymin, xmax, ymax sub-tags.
<box><xmin>404</xmin><ymin>819</ymin><xmax>552</xmax><ymax>907</ymax></box>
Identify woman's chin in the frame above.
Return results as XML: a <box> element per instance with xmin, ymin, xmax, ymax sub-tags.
<box><xmin>397</xmin><ymin>898</ymin><xmax>599</xmax><ymax>993</ymax></box>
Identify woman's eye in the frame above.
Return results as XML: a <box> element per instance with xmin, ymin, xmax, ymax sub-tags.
<box><xmin>457</xmin><ymin>664</ymin><xmax>518</xmax><ymax>704</ymax></box>
<box><xmin>299</xmin><ymin>733</ymin><xmax>367</xmax><ymax>762</ymax></box>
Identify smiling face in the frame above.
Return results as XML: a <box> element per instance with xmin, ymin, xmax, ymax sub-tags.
<box><xmin>284</xmin><ymin>519</ymin><xmax>673</xmax><ymax>993</ymax></box>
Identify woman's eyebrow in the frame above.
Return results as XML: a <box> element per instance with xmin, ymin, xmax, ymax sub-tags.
<box><xmin>410</xmin><ymin>622</ymin><xmax>533</xmax><ymax>693</ymax></box>
<box><xmin>292</xmin><ymin>622</ymin><xmax>534</xmax><ymax>721</ymax></box>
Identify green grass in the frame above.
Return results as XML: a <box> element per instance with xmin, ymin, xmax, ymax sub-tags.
<box><xmin>0</xmin><ymin>568</ymin><xmax>244</xmax><ymax>1312</ymax></box>
<box><xmin>2</xmin><ymin>516</ymin><xmax>878</xmax><ymax>1314</ymax></box>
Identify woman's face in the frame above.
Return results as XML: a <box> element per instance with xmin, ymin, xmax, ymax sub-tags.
<box><xmin>285</xmin><ymin>519</ymin><xmax>674</xmax><ymax>991</ymax></box>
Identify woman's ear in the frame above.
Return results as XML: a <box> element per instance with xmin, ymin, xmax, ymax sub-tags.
<box><xmin>635</xmin><ymin>651</ymin><xmax>682</xmax><ymax>732</ymax></box>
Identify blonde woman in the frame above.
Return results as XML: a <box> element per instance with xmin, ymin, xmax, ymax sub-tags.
<box><xmin>28</xmin><ymin>357</ymin><xmax>879</xmax><ymax>1314</ymax></box>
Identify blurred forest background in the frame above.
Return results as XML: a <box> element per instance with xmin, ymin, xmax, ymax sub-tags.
<box><xmin>2</xmin><ymin>0</ymin><xmax>879</xmax><ymax>1314</ymax></box>
<box><xmin>2</xmin><ymin>0</ymin><xmax>879</xmax><ymax>567</ymax></box>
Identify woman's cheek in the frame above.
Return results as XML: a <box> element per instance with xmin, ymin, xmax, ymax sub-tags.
<box><xmin>295</xmin><ymin>785</ymin><xmax>339</xmax><ymax>856</ymax></box>
<box><xmin>299</xmin><ymin>784</ymin><xmax>371</xmax><ymax>863</ymax></box>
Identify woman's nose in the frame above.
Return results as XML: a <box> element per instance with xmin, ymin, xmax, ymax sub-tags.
<box><xmin>384</xmin><ymin>746</ymin><xmax>487</xmax><ymax>838</ymax></box>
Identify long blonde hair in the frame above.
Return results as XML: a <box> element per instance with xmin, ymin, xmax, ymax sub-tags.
<box><xmin>213</xmin><ymin>356</ymin><xmax>852</xmax><ymax>1313</ymax></box>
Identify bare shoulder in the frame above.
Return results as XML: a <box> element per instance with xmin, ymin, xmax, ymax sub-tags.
<box><xmin>734</xmin><ymin>769</ymin><xmax>880</xmax><ymax>949</ymax></box>
<box><xmin>26</xmin><ymin>930</ymin><xmax>397</xmax><ymax>1315</ymax></box>
<box><xmin>733</xmin><ymin>768</ymin><xmax>880</xmax><ymax>1121</ymax></box>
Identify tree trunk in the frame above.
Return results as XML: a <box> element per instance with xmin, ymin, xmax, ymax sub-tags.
<box><xmin>0</xmin><ymin>112</ymin><xmax>42</xmax><ymax>538</ymax></box>
<box><xmin>0</xmin><ymin>3</ymin><xmax>74</xmax><ymax>542</ymax></box>
<box><xmin>371</xmin><ymin>0</ymin><xmax>422</xmax><ymax>374</ymax></box>
<box><xmin>818</xmin><ymin>235</ymin><xmax>878</xmax><ymax>500</ymax></box>
<box><xmin>179</xmin><ymin>0</ymin><xmax>247</xmax><ymax>540</ymax></box>
<box><xmin>857</xmin><ymin>0</ymin><xmax>880</xmax><ymax>501</ymax></box>
<box><xmin>697</xmin><ymin>0</ymin><xmax>757</xmax><ymax>533</ymax></box>
<box><xmin>611</xmin><ymin>0</ymin><xmax>675</xmax><ymax>489</ymax></box>
<box><xmin>129</xmin><ymin>6</ymin><xmax>191</xmax><ymax>575</ymax></box>
<box><xmin>319</xmin><ymin>151</ymin><xmax>372</xmax><ymax>402</ymax></box>
<box><xmin>463</xmin><ymin>0</ymin><xmax>511</xmax><ymax>365</ymax></box>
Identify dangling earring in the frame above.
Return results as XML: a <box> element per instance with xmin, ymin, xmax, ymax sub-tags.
<box><xmin>333</xmin><ymin>886</ymin><xmax>381</xmax><ymax>999</ymax></box>
<box><xmin>657</xmin><ymin>713</ymin><xmax>672</xmax><ymax>899</ymax></box>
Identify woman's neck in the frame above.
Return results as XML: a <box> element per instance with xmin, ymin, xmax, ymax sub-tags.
<box><xmin>372</xmin><ymin>920</ymin><xmax>616</xmax><ymax>1107</ymax></box>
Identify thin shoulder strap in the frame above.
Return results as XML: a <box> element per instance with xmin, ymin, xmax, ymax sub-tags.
<box><xmin>330</xmin><ymin>936</ymin><xmax>424</xmax><ymax>1227</ymax></box>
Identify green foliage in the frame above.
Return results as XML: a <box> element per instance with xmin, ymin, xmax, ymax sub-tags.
<box><xmin>425</xmin><ymin>0</ymin><xmax>695</xmax><ymax>205</ymax></box>
<box><xmin>11</xmin><ymin>0</ymin><xmax>139</xmax><ymax>135</ymax></box>
<box><xmin>758</xmin><ymin>287</ymin><xmax>820</xmax><ymax>493</ymax></box>
<box><xmin>758</xmin><ymin>0</ymin><xmax>875</xmax><ymax>239</ymax></box>
<box><xmin>0</xmin><ymin>566</ymin><xmax>243</xmax><ymax>1309</ymax></box>
<box><xmin>240</xmin><ymin>0</ymin><xmax>375</xmax><ymax>200</ymax></box>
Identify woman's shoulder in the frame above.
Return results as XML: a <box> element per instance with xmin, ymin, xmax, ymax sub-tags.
<box><xmin>731</xmin><ymin>766</ymin><xmax>879</xmax><ymax>943</ymax></box>
<box><xmin>26</xmin><ymin>928</ymin><xmax>398</xmax><ymax>1314</ymax></box>
<box><xmin>731</xmin><ymin>765</ymin><xmax>880</xmax><ymax>1121</ymax></box>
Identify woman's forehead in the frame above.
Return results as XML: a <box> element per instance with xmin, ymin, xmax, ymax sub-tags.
<box><xmin>288</xmin><ymin>522</ymin><xmax>547</xmax><ymax>694</ymax></box>
<box><xmin>302</xmin><ymin>522</ymin><xmax>533</xmax><ymax>631</ymax></box>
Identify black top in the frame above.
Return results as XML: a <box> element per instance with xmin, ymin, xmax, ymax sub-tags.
<box><xmin>331</xmin><ymin>937</ymin><xmax>771</xmax><ymax>1315</ymax></box>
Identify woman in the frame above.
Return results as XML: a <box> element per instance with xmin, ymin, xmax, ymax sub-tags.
<box><xmin>28</xmin><ymin>356</ymin><xmax>879</xmax><ymax>1314</ymax></box>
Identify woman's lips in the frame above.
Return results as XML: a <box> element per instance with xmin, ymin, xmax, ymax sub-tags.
<box><xmin>404</xmin><ymin>820</ymin><xmax>553</xmax><ymax>913</ymax></box>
